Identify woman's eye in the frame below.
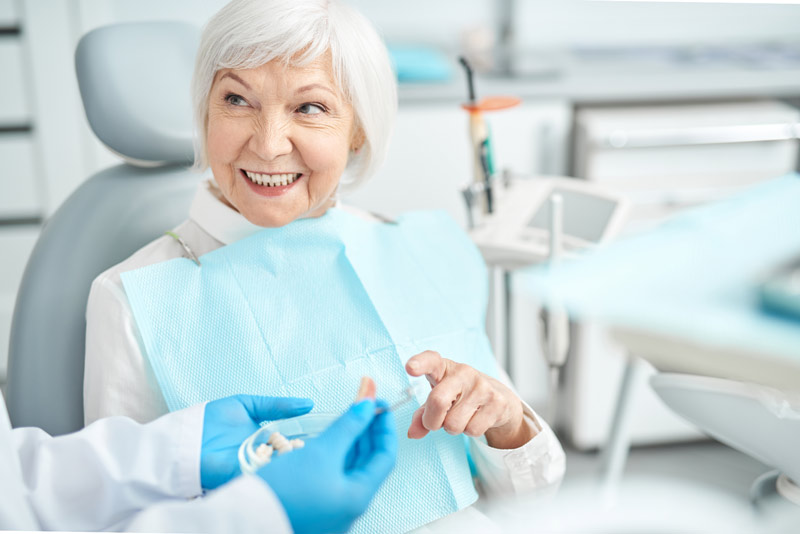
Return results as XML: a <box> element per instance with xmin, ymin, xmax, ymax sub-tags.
<box><xmin>225</xmin><ymin>94</ymin><xmax>248</xmax><ymax>107</ymax></box>
<box><xmin>297</xmin><ymin>103</ymin><xmax>325</xmax><ymax>115</ymax></box>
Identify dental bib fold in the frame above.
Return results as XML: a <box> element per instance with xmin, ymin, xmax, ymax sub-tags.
<box><xmin>121</xmin><ymin>208</ymin><xmax>498</xmax><ymax>533</ymax></box>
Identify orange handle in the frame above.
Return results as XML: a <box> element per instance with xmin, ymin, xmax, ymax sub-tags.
<box><xmin>461</xmin><ymin>96</ymin><xmax>521</xmax><ymax>113</ymax></box>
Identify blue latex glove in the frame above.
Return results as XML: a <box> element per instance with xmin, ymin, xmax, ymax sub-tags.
<box><xmin>258</xmin><ymin>399</ymin><xmax>397</xmax><ymax>534</ymax></box>
<box><xmin>201</xmin><ymin>395</ymin><xmax>313</xmax><ymax>489</ymax></box>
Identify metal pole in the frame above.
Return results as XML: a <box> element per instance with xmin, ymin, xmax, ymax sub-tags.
<box><xmin>503</xmin><ymin>269</ymin><xmax>514</xmax><ymax>381</ymax></box>
<box><xmin>600</xmin><ymin>353</ymin><xmax>646</xmax><ymax>504</ymax></box>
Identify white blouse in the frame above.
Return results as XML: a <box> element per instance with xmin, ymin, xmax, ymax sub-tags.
<box><xmin>83</xmin><ymin>180</ymin><xmax>566</xmax><ymax>508</ymax></box>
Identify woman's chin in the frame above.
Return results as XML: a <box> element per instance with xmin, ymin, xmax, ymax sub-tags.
<box><xmin>231</xmin><ymin>190</ymin><xmax>334</xmax><ymax>228</ymax></box>
<box><xmin>239</xmin><ymin>204</ymin><xmax>329</xmax><ymax>228</ymax></box>
<box><xmin>242</xmin><ymin>211</ymin><xmax>298</xmax><ymax>228</ymax></box>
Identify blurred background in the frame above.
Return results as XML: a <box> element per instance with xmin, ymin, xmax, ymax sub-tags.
<box><xmin>1</xmin><ymin>0</ymin><xmax>799</xmax><ymax>467</ymax></box>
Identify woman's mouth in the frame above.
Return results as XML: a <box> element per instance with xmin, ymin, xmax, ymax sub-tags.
<box><xmin>243</xmin><ymin>170</ymin><xmax>302</xmax><ymax>187</ymax></box>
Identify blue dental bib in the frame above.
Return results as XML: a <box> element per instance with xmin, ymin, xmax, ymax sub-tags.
<box><xmin>121</xmin><ymin>208</ymin><xmax>499</xmax><ymax>533</ymax></box>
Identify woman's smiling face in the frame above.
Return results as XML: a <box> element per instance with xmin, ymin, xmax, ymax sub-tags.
<box><xmin>206</xmin><ymin>54</ymin><xmax>362</xmax><ymax>227</ymax></box>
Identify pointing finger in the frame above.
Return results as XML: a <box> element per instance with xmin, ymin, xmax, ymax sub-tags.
<box><xmin>406</xmin><ymin>351</ymin><xmax>455</xmax><ymax>384</ymax></box>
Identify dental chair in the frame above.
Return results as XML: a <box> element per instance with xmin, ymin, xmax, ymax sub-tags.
<box><xmin>5</xmin><ymin>21</ymin><xmax>201</xmax><ymax>435</ymax></box>
<box><xmin>650</xmin><ymin>373</ymin><xmax>800</xmax><ymax>505</ymax></box>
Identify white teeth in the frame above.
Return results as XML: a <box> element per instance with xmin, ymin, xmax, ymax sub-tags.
<box><xmin>244</xmin><ymin>171</ymin><xmax>300</xmax><ymax>187</ymax></box>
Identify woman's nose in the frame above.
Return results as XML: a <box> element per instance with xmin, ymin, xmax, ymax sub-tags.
<box><xmin>251</xmin><ymin>120</ymin><xmax>293</xmax><ymax>160</ymax></box>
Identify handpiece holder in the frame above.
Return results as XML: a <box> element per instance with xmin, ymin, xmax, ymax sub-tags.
<box><xmin>461</xmin><ymin>169</ymin><xmax>513</xmax><ymax>230</ymax></box>
<box><xmin>457</xmin><ymin>56</ymin><xmax>521</xmax><ymax>226</ymax></box>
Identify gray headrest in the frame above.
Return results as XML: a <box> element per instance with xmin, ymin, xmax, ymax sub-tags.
<box><xmin>75</xmin><ymin>21</ymin><xmax>199</xmax><ymax>166</ymax></box>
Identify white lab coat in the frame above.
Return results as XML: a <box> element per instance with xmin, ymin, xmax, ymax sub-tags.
<box><xmin>0</xmin><ymin>393</ymin><xmax>292</xmax><ymax>533</ymax></box>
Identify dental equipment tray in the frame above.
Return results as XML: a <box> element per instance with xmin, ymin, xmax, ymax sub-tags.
<box><xmin>470</xmin><ymin>176</ymin><xmax>629</xmax><ymax>269</ymax></box>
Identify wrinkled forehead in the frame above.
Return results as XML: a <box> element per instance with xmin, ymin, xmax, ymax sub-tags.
<box><xmin>213</xmin><ymin>49</ymin><xmax>346</xmax><ymax>98</ymax></box>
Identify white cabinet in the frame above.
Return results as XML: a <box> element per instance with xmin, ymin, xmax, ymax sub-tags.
<box><xmin>343</xmin><ymin>104</ymin><xmax>471</xmax><ymax>226</ymax></box>
<box><xmin>556</xmin><ymin>99</ymin><xmax>800</xmax><ymax>449</ymax></box>
<box><xmin>574</xmin><ymin>100</ymin><xmax>800</xmax><ymax>230</ymax></box>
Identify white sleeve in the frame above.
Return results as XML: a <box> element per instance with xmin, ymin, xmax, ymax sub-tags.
<box><xmin>84</xmin><ymin>271</ymin><xmax>169</xmax><ymax>425</ymax></box>
<box><xmin>467</xmin><ymin>368</ymin><xmax>566</xmax><ymax>495</ymax></box>
<box><xmin>12</xmin><ymin>404</ymin><xmax>205</xmax><ymax>532</ymax></box>
<box><xmin>123</xmin><ymin>475</ymin><xmax>293</xmax><ymax>534</ymax></box>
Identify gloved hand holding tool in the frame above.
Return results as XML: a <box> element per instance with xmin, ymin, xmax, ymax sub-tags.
<box><xmin>258</xmin><ymin>398</ymin><xmax>397</xmax><ymax>534</ymax></box>
<box><xmin>201</xmin><ymin>395</ymin><xmax>314</xmax><ymax>489</ymax></box>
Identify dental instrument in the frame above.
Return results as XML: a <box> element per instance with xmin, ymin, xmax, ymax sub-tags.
<box><xmin>374</xmin><ymin>384</ymin><xmax>420</xmax><ymax>415</ymax></box>
<box><xmin>354</xmin><ymin>376</ymin><xmax>418</xmax><ymax>414</ymax></box>
<box><xmin>457</xmin><ymin>56</ymin><xmax>520</xmax><ymax>224</ymax></box>
<box><xmin>458</xmin><ymin>56</ymin><xmax>493</xmax><ymax>215</ymax></box>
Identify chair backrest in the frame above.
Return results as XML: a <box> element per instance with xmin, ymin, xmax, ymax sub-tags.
<box><xmin>6</xmin><ymin>21</ymin><xmax>201</xmax><ymax>435</ymax></box>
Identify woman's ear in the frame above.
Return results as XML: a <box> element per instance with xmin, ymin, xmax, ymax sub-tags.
<box><xmin>351</xmin><ymin>126</ymin><xmax>366</xmax><ymax>153</ymax></box>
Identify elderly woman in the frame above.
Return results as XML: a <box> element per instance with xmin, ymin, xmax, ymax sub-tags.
<box><xmin>84</xmin><ymin>0</ymin><xmax>565</xmax><ymax>532</ymax></box>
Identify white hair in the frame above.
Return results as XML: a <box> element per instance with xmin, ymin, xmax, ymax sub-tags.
<box><xmin>191</xmin><ymin>0</ymin><xmax>397</xmax><ymax>191</ymax></box>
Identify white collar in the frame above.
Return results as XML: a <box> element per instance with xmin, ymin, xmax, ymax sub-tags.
<box><xmin>188</xmin><ymin>179</ymin><xmax>263</xmax><ymax>245</ymax></box>
<box><xmin>188</xmin><ymin>178</ymin><xmax>377</xmax><ymax>245</ymax></box>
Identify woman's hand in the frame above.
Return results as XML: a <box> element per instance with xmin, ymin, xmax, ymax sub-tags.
<box><xmin>405</xmin><ymin>351</ymin><xmax>535</xmax><ymax>450</ymax></box>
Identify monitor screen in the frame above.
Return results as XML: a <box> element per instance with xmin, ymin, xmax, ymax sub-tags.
<box><xmin>527</xmin><ymin>188</ymin><xmax>618</xmax><ymax>243</ymax></box>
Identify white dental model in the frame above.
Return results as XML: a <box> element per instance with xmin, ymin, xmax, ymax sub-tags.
<box><xmin>251</xmin><ymin>377</ymin><xmax>377</xmax><ymax>467</ymax></box>
<box><xmin>254</xmin><ymin>432</ymin><xmax>305</xmax><ymax>465</ymax></box>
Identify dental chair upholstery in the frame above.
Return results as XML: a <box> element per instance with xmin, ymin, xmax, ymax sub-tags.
<box><xmin>6</xmin><ymin>21</ymin><xmax>200</xmax><ymax>435</ymax></box>
<box><xmin>651</xmin><ymin>373</ymin><xmax>800</xmax><ymax>486</ymax></box>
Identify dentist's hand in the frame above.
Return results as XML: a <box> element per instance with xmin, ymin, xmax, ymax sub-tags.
<box><xmin>406</xmin><ymin>351</ymin><xmax>535</xmax><ymax>449</ymax></box>
<box><xmin>201</xmin><ymin>395</ymin><xmax>313</xmax><ymax>489</ymax></box>
<box><xmin>257</xmin><ymin>399</ymin><xmax>397</xmax><ymax>534</ymax></box>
